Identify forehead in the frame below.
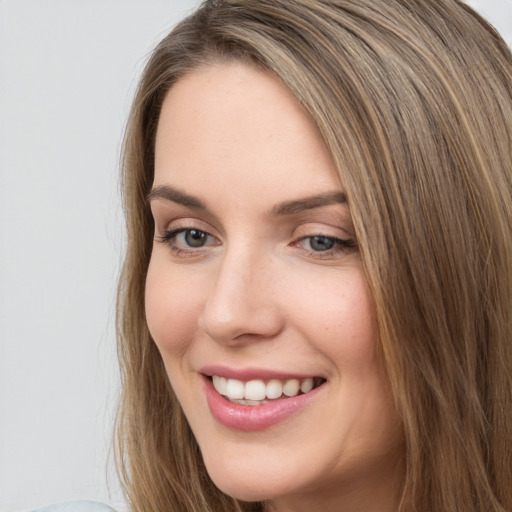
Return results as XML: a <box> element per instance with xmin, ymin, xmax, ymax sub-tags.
<box><xmin>154</xmin><ymin>62</ymin><xmax>342</xmax><ymax>203</ymax></box>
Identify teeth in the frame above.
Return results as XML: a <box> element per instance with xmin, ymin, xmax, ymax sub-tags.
<box><xmin>300</xmin><ymin>377</ymin><xmax>313</xmax><ymax>394</ymax></box>
<box><xmin>266</xmin><ymin>379</ymin><xmax>283</xmax><ymax>399</ymax></box>
<box><xmin>245</xmin><ymin>380</ymin><xmax>267</xmax><ymax>401</ymax></box>
<box><xmin>225</xmin><ymin>378</ymin><xmax>244</xmax><ymax>399</ymax></box>
<box><xmin>212</xmin><ymin>375</ymin><xmax>227</xmax><ymax>395</ymax></box>
<box><xmin>211</xmin><ymin>376</ymin><xmax>320</xmax><ymax>402</ymax></box>
<box><xmin>238</xmin><ymin>399</ymin><xmax>268</xmax><ymax>406</ymax></box>
<box><xmin>282</xmin><ymin>378</ymin><xmax>300</xmax><ymax>397</ymax></box>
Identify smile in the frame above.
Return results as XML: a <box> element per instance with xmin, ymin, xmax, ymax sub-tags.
<box><xmin>211</xmin><ymin>375</ymin><xmax>324</xmax><ymax>405</ymax></box>
<box><xmin>202</xmin><ymin>371</ymin><xmax>327</xmax><ymax>431</ymax></box>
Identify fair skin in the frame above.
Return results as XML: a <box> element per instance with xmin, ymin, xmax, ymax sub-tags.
<box><xmin>146</xmin><ymin>62</ymin><xmax>403</xmax><ymax>512</ymax></box>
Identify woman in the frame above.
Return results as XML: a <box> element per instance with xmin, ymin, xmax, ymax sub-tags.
<box><xmin>115</xmin><ymin>0</ymin><xmax>512</xmax><ymax>511</ymax></box>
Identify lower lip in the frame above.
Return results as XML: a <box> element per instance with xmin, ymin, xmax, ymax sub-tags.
<box><xmin>203</xmin><ymin>376</ymin><xmax>324</xmax><ymax>431</ymax></box>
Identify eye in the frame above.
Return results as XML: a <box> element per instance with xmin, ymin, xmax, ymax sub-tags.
<box><xmin>180</xmin><ymin>229</ymin><xmax>209</xmax><ymax>248</ymax></box>
<box><xmin>306</xmin><ymin>236</ymin><xmax>337</xmax><ymax>252</ymax></box>
<box><xmin>156</xmin><ymin>227</ymin><xmax>219</xmax><ymax>255</ymax></box>
<box><xmin>295</xmin><ymin>234</ymin><xmax>357</xmax><ymax>258</ymax></box>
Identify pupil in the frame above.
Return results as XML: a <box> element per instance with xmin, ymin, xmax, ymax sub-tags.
<box><xmin>310</xmin><ymin>236</ymin><xmax>334</xmax><ymax>251</ymax></box>
<box><xmin>185</xmin><ymin>230</ymin><xmax>206</xmax><ymax>247</ymax></box>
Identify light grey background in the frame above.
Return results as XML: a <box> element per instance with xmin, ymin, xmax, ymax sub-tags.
<box><xmin>0</xmin><ymin>1</ymin><xmax>510</xmax><ymax>511</ymax></box>
<box><xmin>0</xmin><ymin>1</ymin><xmax>199</xmax><ymax>511</ymax></box>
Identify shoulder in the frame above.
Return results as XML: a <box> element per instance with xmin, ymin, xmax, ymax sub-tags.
<box><xmin>31</xmin><ymin>501</ymin><xmax>117</xmax><ymax>512</ymax></box>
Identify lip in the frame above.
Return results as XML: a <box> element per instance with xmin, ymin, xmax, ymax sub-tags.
<box><xmin>201</xmin><ymin>371</ymin><xmax>326</xmax><ymax>432</ymax></box>
<box><xmin>200</xmin><ymin>364</ymin><xmax>320</xmax><ymax>381</ymax></box>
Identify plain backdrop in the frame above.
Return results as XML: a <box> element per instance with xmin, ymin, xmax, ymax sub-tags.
<box><xmin>0</xmin><ymin>1</ymin><xmax>510</xmax><ymax>511</ymax></box>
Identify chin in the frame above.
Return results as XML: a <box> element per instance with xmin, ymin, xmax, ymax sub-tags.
<box><xmin>208</xmin><ymin>472</ymin><xmax>287</xmax><ymax>503</ymax></box>
<box><xmin>201</xmin><ymin>450</ymin><xmax>299</xmax><ymax>503</ymax></box>
<box><xmin>211</xmin><ymin>479</ymin><xmax>270</xmax><ymax>502</ymax></box>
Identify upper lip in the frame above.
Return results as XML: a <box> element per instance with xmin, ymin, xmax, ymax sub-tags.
<box><xmin>200</xmin><ymin>364</ymin><xmax>324</xmax><ymax>381</ymax></box>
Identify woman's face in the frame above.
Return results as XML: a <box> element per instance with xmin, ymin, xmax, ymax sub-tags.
<box><xmin>146</xmin><ymin>62</ymin><xmax>403</xmax><ymax>511</ymax></box>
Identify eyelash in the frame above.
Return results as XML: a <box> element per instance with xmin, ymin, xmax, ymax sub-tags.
<box><xmin>156</xmin><ymin>228</ymin><xmax>218</xmax><ymax>256</ymax></box>
<box><xmin>156</xmin><ymin>228</ymin><xmax>357</xmax><ymax>259</ymax></box>
<box><xmin>294</xmin><ymin>235</ymin><xmax>357</xmax><ymax>259</ymax></box>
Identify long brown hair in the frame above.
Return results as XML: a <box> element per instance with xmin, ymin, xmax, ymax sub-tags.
<box><xmin>116</xmin><ymin>1</ymin><xmax>512</xmax><ymax>510</ymax></box>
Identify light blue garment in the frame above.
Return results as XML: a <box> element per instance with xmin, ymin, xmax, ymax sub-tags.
<box><xmin>32</xmin><ymin>501</ymin><xmax>116</xmax><ymax>512</ymax></box>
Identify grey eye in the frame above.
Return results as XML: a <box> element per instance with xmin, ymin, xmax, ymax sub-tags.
<box><xmin>184</xmin><ymin>229</ymin><xmax>208</xmax><ymax>247</ymax></box>
<box><xmin>308</xmin><ymin>236</ymin><xmax>336</xmax><ymax>251</ymax></box>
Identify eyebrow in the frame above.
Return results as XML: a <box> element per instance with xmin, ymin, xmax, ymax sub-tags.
<box><xmin>270</xmin><ymin>191</ymin><xmax>347</xmax><ymax>215</ymax></box>
<box><xmin>147</xmin><ymin>185</ymin><xmax>347</xmax><ymax>215</ymax></box>
<box><xmin>147</xmin><ymin>185</ymin><xmax>207</xmax><ymax>210</ymax></box>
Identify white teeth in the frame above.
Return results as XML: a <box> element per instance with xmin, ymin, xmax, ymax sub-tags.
<box><xmin>266</xmin><ymin>379</ymin><xmax>283</xmax><ymax>399</ymax></box>
<box><xmin>211</xmin><ymin>376</ymin><xmax>319</xmax><ymax>401</ymax></box>
<box><xmin>212</xmin><ymin>375</ymin><xmax>227</xmax><ymax>395</ymax></box>
<box><xmin>245</xmin><ymin>379</ymin><xmax>267</xmax><ymax>401</ymax></box>
<box><xmin>282</xmin><ymin>378</ymin><xmax>300</xmax><ymax>397</ymax></box>
<box><xmin>225</xmin><ymin>378</ymin><xmax>244</xmax><ymax>399</ymax></box>
<box><xmin>300</xmin><ymin>377</ymin><xmax>313</xmax><ymax>394</ymax></box>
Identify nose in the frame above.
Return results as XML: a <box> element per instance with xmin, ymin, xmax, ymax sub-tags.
<box><xmin>198</xmin><ymin>246</ymin><xmax>284</xmax><ymax>345</ymax></box>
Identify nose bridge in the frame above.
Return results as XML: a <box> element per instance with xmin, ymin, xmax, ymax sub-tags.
<box><xmin>199</xmin><ymin>241</ymin><xmax>282</xmax><ymax>344</ymax></box>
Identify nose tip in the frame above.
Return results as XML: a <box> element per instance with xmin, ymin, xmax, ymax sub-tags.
<box><xmin>201</xmin><ymin>300</ymin><xmax>283</xmax><ymax>345</ymax></box>
<box><xmin>198</xmin><ymin>257</ymin><xmax>283</xmax><ymax>345</ymax></box>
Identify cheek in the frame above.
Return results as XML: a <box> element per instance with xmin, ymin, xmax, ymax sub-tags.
<box><xmin>290</xmin><ymin>266</ymin><xmax>378</xmax><ymax>367</ymax></box>
<box><xmin>145</xmin><ymin>253</ymin><xmax>203</xmax><ymax>359</ymax></box>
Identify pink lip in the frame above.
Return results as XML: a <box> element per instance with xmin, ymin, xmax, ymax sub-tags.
<box><xmin>201</xmin><ymin>373</ymin><xmax>325</xmax><ymax>432</ymax></box>
<box><xmin>200</xmin><ymin>364</ymin><xmax>318</xmax><ymax>381</ymax></box>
